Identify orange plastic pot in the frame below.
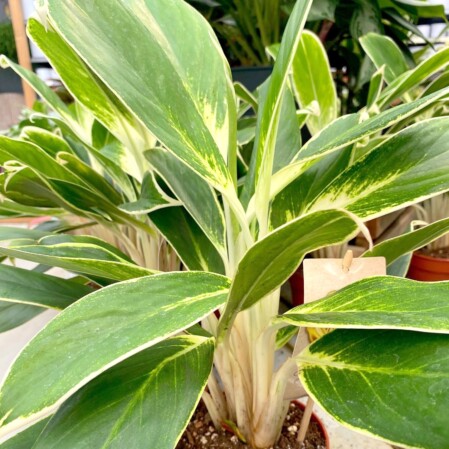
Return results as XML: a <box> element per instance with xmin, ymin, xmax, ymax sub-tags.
<box><xmin>407</xmin><ymin>252</ymin><xmax>449</xmax><ymax>281</ymax></box>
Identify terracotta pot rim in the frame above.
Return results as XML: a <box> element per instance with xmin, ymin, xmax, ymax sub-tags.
<box><xmin>292</xmin><ymin>400</ymin><xmax>330</xmax><ymax>449</ymax></box>
<box><xmin>413</xmin><ymin>251</ymin><xmax>449</xmax><ymax>264</ymax></box>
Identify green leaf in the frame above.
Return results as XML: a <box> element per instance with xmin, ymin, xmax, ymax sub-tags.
<box><xmin>35</xmin><ymin>234</ymin><xmax>135</xmax><ymax>265</ymax></box>
<box><xmin>38</xmin><ymin>116</ymin><xmax>136</xmax><ymax>200</ymax></box>
<box><xmin>364</xmin><ymin>218</ymin><xmax>449</xmax><ymax>265</ymax></box>
<box><xmin>241</xmin><ymin>0</ymin><xmax>313</xmax><ymax>212</ymax></box>
<box><xmin>292</xmin><ymin>30</ymin><xmax>338</xmax><ymax>135</ymax></box>
<box><xmin>266</xmin><ymin>89</ymin><xmax>449</xmax><ymax>208</ymax></box>
<box><xmin>297</xmin><ymin>89</ymin><xmax>449</xmax><ymax>162</ymax></box>
<box><xmin>366</xmin><ymin>66</ymin><xmax>385</xmax><ymax>109</ymax></box>
<box><xmin>55</xmin><ymin>153</ymin><xmax>123</xmax><ymax>205</ymax></box>
<box><xmin>0</xmin><ymin>418</ymin><xmax>49</xmax><ymax>449</ymax></box>
<box><xmin>150</xmin><ymin>206</ymin><xmax>225</xmax><ymax>274</ymax></box>
<box><xmin>273</xmin><ymin>85</ymin><xmax>302</xmax><ymax>173</ymax></box>
<box><xmin>0</xmin><ymin>272</ymin><xmax>229</xmax><ymax>438</ymax></box>
<box><xmin>308</xmin><ymin>0</ymin><xmax>338</xmax><ymax>21</ymax></box>
<box><xmin>380</xmin><ymin>47</ymin><xmax>449</xmax><ymax>107</ymax></box>
<box><xmin>0</xmin><ymin>303</ymin><xmax>42</xmax><ymax>334</ymax></box>
<box><xmin>46</xmin><ymin>0</ymin><xmax>235</xmax><ymax>191</ymax></box>
<box><xmin>308</xmin><ymin>118</ymin><xmax>449</xmax><ymax>220</ymax></box>
<box><xmin>218</xmin><ymin>210</ymin><xmax>359</xmax><ymax>336</ymax></box>
<box><xmin>32</xmin><ymin>336</ymin><xmax>214</xmax><ymax>449</ymax></box>
<box><xmin>0</xmin><ymin>227</ymin><xmax>48</xmax><ymax>242</ymax></box>
<box><xmin>276</xmin><ymin>325</ymin><xmax>298</xmax><ymax>350</ymax></box>
<box><xmin>0</xmin><ymin>136</ymin><xmax>79</xmax><ymax>185</ymax></box>
<box><xmin>270</xmin><ymin>121</ymin><xmax>356</xmax><ymax>229</ymax></box>
<box><xmin>0</xmin><ymin>264</ymin><xmax>93</xmax><ymax>310</ymax></box>
<box><xmin>282</xmin><ymin>276</ymin><xmax>449</xmax><ymax>333</ymax></box>
<box><xmin>146</xmin><ymin>148</ymin><xmax>227</xmax><ymax>256</ymax></box>
<box><xmin>20</xmin><ymin>126</ymin><xmax>74</xmax><ymax>158</ymax></box>
<box><xmin>350</xmin><ymin>0</ymin><xmax>384</xmax><ymax>39</ymax></box>
<box><xmin>299</xmin><ymin>329</ymin><xmax>449</xmax><ymax>449</ymax></box>
<box><xmin>360</xmin><ymin>33</ymin><xmax>409</xmax><ymax>85</ymax></box>
<box><xmin>119</xmin><ymin>172</ymin><xmax>176</xmax><ymax>215</ymax></box>
<box><xmin>0</xmin><ymin>239</ymin><xmax>153</xmax><ymax>282</ymax></box>
<box><xmin>27</xmin><ymin>18</ymin><xmax>151</xmax><ymax>181</ymax></box>
<box><xmin>393</xmin><ymin>0</ymin><xmax>446</xmax><ymax>19</ymax></box>
<box><xmin>0</xmin><ymin>57</ymin><xmax>76</xmax><ymax>132</ymax></box>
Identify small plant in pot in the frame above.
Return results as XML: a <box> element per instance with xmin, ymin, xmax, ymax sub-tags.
<box><xmin>3</xmin><ymin>1</ymin><xmax>449</xmax><ymax>449</ymax></box>
<box><xmin>408</xmin><ymin>195</ymin><xmax>449</xmax><ymax>281</ymax></box>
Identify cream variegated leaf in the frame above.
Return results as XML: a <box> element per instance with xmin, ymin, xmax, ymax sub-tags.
<box><xmin>0</xmin><ymin>272</ymin><xmax>229</xmax><ymax>440</ymax></box>
<box><xmin>307</xmin><ymin>118</ymin><xmax>449</xmax><ymax>220</ymax></box>
<box><xmin>45</xmin><ymin>0</ymin><xmax>235</xmax><ymax>192</ymax></box>
<box><xmin>299</xmin><ymin>329</ymin><xmax>449</xmax><ymax>449</ymax></box>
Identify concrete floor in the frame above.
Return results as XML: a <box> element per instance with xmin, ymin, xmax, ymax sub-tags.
<box><xmin>0</xmin><ymin>93</ymin><xmax>24</xmax><ymax>130</ymax></box>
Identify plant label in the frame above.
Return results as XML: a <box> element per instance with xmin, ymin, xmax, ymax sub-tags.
<box><xmin>283</xmin><ymin>254</ymin><xmax>386</xmax><ymax>400</ymax></box>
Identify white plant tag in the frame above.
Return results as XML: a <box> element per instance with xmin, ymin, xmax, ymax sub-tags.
<box><xmin>283</xmin><ymin>253</ymin><xmax>386</xmax><ymax>400</ymax></box>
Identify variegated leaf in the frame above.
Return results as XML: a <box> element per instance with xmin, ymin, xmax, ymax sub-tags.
<box><xmin>46</xmin><ymin>0</ymin><xmax>235</xmax><ymax>192</ymax></box>
<box><xmin>292</xmin><ymin>30</ymin><xmax>338</xmax><ymax>135</ymax></box>
<box><xmin>0</xmin><ymin>272</ymin><xmax>229</xmax><ymax>440</ymax></box>
<box><xmin>27</xmin><ymin>18</ymin><xmax>152</xmax><ymax>181</ymax></box>
<box><xmin>32</xmin><ymin>336</ymin><xmax>214</xmax><ymax>449</ymax></box>
<box><xmin>299</xmin><ymin>329</ymin><xmax>449</xmax><ymax>449</ymax></box>
<box><xmin>218</xmin><ymin>210</ymin><xmax>359</xmax><ymax>336</ymax></box>
<box><xmin>307</xmin><ymin>118</ymin><xmax>449</xmax><ymax>220</ymax></box>
<box><xmin>282</xmin><ymin>276</ymin><xmax>449</xmax><ymax>333</ymax></box>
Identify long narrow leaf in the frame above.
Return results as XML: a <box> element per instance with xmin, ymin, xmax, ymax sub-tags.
<box><xmin>218</xmin><ymin>209</ymin><xmax>359</xmax><ymax>336</ymax></box>
<box><xmin>0</xmin><ymin>272</ymin><xmax>229</xmax><ymax>439</ymax></box>
<box><xmin>32</xmin><ymin>336</ymin><xmax>214</xmax><ymax>449</ymax></box>
<box><xmin>46</xmin><ymin>0</ymin><xmax>235</xmax><ymax>192</ymax></box>
<box><xmin>299</xmin><ymin>329</ymin><xmax>449</xmax><ymax>449</ymax></box>
<box><xmin>282</xmin><ymin>277</ymin><xmax>449</xmax><ymax>333</ymax></box>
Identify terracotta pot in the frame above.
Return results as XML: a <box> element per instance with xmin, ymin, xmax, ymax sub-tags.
<box><xmin>407</xmin><ymin>252</ymin><xmax>449</xmax><ymax>282</ymax></box>
<box><xmin>293</xmin><ymin>400</ymin><xmax>330</xmax><ymax>449</ymax></box>
<box><xmin>289</xmin><ymin>266</ymin><xmax>305</xmax><ymax>307</ymax></box>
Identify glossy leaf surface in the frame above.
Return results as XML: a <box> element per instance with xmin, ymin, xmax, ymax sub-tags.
<box><xmin>292</xmin><ymin>30</ymin><xmax>337</xmax><ymax>134</ymax></box>
<box><xmin>299</xmin><ymin>329</ymin><xmax>449</xmax><ymax>449</ymax></box>
<box><xmin>308</xmin><ymin>118</ymin><xmax>449</xmax><ymax>220</ymax></box>
<box><xmin>282</xmin><ymin>277</ymin><xmax>449</xmax><ymax>333</ymax></box>
<box><xmin>0</xmin><ymin>264</ymin><xmax>92</xmax><ymax>309</ymax></box>
<box><xmin>0</xmin><ymin>272</ymin><xmax>229</xmax><ymax>438</ymax></box>
<box><xmin>219</xmin><ymin>210</ymin><xmax>359</xmax><ymax>335</ymax></box>
<box><xmin>33</xmin><ymin>336</ymin><xmax>214</xmax><ymax>449</ymax></box>
<box><xmin>47</xmin><ymin>0</ymin><xmax>235</xmax><ymax>191</ymax></box>
<box><xmin>364</xmin><ymin>217</ymin><xmax>449</xmax><ymax>265</ymax></box>
<box><xmin>360</xmin><ymin>33</ymin><xmax>409</xmax><ymax>85</ymax></box>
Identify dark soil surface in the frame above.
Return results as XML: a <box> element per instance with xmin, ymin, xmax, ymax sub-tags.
<box><xmin>420</xmin><ymin>246</ymin><xmax>449</xmax><ymax>259</ymax></box>
<box><xmin>176</xmin><ymin>401</ymin><xmax>327</xmax><ymax>449</ymax></box>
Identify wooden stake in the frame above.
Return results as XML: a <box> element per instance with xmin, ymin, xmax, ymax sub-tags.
<box><xmin>8</xmin><ymin>0</ymin><xmax>36</xmax><ymax>107</ymax></box>
<box><xmin>342</xmin><ymin>249</ymin><xmax>354</xmax><ymax>273</ymax></box>
<box><xmin>297</xmin><ymin>398</ymin><xmax>315</xmax><ymax>444</ymax></box>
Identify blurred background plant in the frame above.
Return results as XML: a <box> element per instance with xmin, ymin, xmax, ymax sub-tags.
<box><xmin>0</xmin><ymin>20</ymin><xmax>16</xmax><ymax>62</ymax></box>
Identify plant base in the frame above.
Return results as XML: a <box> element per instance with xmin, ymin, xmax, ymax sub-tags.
<box><xmin>176</xmin><ymin>401</ymin><xmax>328</xmax><ymax>449</ymax></box>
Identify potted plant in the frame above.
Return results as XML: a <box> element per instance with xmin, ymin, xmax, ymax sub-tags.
<box><xmin>408</xmin><ymin>194</ymin><xmax>449</xmax><ymax>281</ymax></box>
<box><xmin>2</xmin><ymin>1</ymin><xmax>449</xmax><ymax>448</ymax></box>
<box><xmin>307</xmin><ymin>0</ymin><xmax>447</xmax><ymax>114</ymax></box>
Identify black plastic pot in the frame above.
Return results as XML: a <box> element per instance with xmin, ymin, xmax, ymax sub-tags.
<box><xmin>0</xmin><ymin>68</ymin><xmax>22</xmax><ymax>94</ymax></box>
<box><xmin>231</xmin><ymin>66</ymin><xmax>272</xmax><ymax>92</ymax></box>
